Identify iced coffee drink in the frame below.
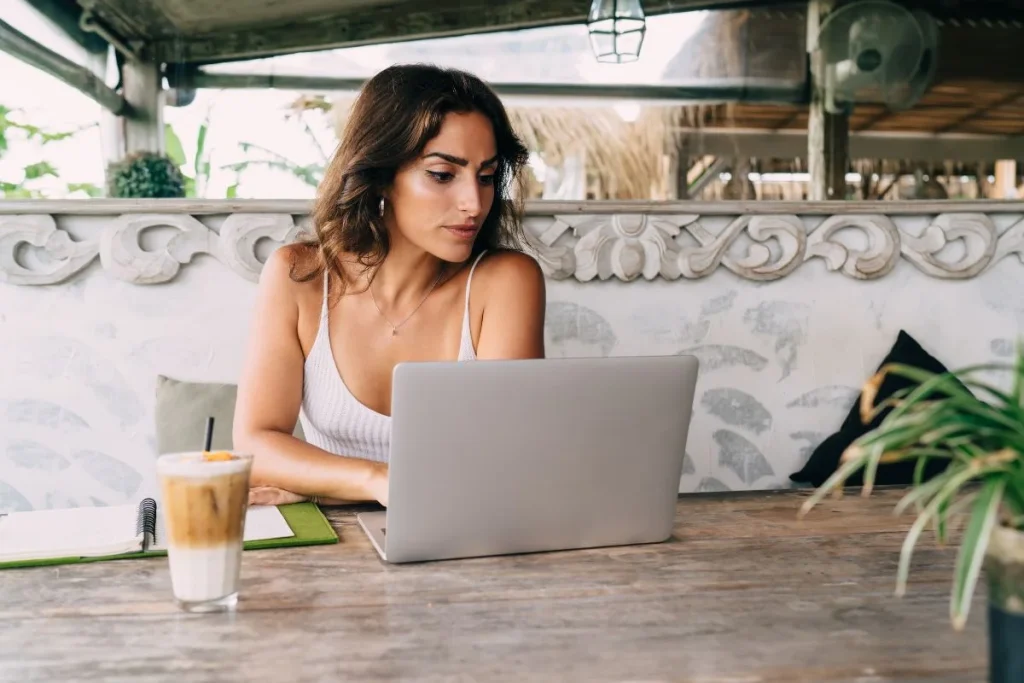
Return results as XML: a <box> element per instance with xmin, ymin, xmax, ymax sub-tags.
<box><xmin>156</xmin><ymin>450</ymin><xmax>253</xmax><ymax>612</ymax></box>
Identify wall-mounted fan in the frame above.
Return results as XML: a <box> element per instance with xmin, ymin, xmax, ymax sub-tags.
<box><xmin>813</xmin><ymin>0</ymin><xmax>939</xmax><ymax>114</ymax></box>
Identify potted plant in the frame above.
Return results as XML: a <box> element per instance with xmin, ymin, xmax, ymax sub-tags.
<box><xmin>106</xmin><ymin>151</ymin><xmax>186</xmax><ymax>198</ymax></box>
<box><xmin>799</xmin><ymin>346</ymin><xmax>1024</xmax><ymax>683</ymax></box>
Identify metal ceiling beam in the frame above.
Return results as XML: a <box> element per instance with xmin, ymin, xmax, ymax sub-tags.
<box><xmin>0</xmin><ymin>18</ymin><xmax>125</xmax><ymax>114</ymax></box>
<box><xmin>181</xmin><ymin>70</ymin><xmax>807</xmax><ymax>105</ymax></box>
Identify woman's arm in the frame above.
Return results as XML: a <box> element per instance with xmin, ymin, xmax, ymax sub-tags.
<box><xmin>232</xmin><ymin>246</ymin><xmax>388</xmax><ymax>505</ymax></box>
<box><xmin>474</xmin><ymin>250</ymin><xmax>547</xmax><ymax>360</ymax></box>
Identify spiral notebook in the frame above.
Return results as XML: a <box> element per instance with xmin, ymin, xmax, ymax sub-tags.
<box><xmin>0</xmin><ymin>499</ymin><xmax>338</xmax><ymax>569</ymax></box>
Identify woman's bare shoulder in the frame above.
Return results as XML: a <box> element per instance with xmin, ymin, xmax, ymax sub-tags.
<box><xmin>260</xmin><ymin>243</ymin><xmax>321</xmax><ymax>291</ymax></box>
<box><xmin>471</xmin><ymin>249</ymin><xmax>546</xmax><ymax>325</ymax></box>
<box><xmin>468</xmin><ymin>249</ymin><xmax>545</xmax><ymax>358</ymax></box>
<box><xmin>474</xmin><ymin>248</ymin><xmax>545</xmax><ymax>293</ymax></box>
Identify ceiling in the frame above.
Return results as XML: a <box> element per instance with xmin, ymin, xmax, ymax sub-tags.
<box><xmin>31</xmin><ymin>0</ymin><xmax>760</xmax><ymax>63</ymax></box>
<box><xmin>134</xmin><ymin>0</ymin><xmax>402</xmax><ymax>35</ymax></box>
<box><xmin>28</xmin><ymin>0</ymin><xmax>1024</xmax><ymax>65</ymax></box>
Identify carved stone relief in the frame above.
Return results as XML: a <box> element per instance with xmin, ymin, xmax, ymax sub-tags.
<box><xmin>526</xmin><ymin>211</ymin><xmax>1023</xmax><ymax>282</ymax></box>
<box><xmin>0</xmin><ymin>213</ymin><xmax>307</xmax><ymax>285</ymax></box>
<box><xmin>2</xmin><ymin>210</ymin><xmax>1023</xmax><ymax>285</ymax></box>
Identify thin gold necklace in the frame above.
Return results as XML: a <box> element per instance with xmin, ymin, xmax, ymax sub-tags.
<box><xmin>368</xmin><ymin>266</ymin><xmax>446</xmax><ymax>337</ymax></box>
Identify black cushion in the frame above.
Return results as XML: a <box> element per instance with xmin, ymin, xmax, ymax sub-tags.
<box><xmin>790</xmin><ymin>330</ymin><xmax>963</xmax><ymax>488</ymax></box>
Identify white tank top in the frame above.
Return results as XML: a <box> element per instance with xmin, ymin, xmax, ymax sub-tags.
<box><xmin>298</xmin><ymin>251</ymin><xmax>487</xmax><ymax>463</ymax></box>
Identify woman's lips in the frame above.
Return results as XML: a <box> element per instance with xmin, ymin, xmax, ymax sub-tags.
<box><xmin>445</xmin><ymin>226</ymin><xmax>478</xmax><ymax>240</ymax></box>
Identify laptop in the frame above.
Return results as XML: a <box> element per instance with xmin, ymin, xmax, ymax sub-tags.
<box><xmin>357</xmin><ymin>355</ymin><xmax>699</xmax><ymax>563</ymax></box>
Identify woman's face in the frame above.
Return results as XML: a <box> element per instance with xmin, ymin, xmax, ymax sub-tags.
<box><xmin>384</xmin><ymin>110</ymin><xmax>498</xmax><ymax>263</ymax></box>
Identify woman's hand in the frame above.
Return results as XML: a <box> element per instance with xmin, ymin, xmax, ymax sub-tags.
<box><xmin>247</xmin><ymin>462</ymin><xmax>388</xmax><ymax>507</ymax></box>
<box><xmin>366</xmin><ymin>462</ymin><xmax>389</xmax><ymax>507</ymax></box>
<box><xmin>248</xmin><ymin>486</ymin><xmax>309</xmax><ymax>506</ymax></box>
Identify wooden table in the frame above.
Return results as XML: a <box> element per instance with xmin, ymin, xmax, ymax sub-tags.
<box><xmin>0</xmin><ymin>488</ymin><xmax>987</xmax><ymax>682</ymax></box>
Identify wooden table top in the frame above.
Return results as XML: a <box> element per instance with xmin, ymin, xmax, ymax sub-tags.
<box><xmin>0</xmin><ymin>488</ymin><xmax>986</xmax><ymax>682</ymax></box>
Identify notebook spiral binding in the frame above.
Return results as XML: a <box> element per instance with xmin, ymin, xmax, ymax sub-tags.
<box><xmin>136</xmin><ymin>497</ymin><xmax>157</xmax><ymax>551</ymax></box>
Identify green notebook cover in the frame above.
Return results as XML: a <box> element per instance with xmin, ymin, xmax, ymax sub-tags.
<box><xmin>0</xmin><ymin>502</ymin><xmax>337</xmax><ymax>570</ymax></box>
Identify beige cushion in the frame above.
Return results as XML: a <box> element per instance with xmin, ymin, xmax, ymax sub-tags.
<box><xmin>155</xmin><ymin>375</ymin><xmax>304</xmax><ymax>455</ymax></box>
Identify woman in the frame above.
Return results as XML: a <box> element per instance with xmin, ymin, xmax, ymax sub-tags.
<box><xmin>233</xmin><ymin>64</ymin><xmax>546</xmax><ymax>507</ymax></box>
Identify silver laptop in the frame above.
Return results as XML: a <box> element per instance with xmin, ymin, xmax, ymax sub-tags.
<box><xmin>357</xmin><ymin>355</ymin><xmax>699</xmax><ymax>563</ymax></box>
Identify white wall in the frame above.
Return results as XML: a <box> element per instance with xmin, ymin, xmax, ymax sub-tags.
<box><xmin>1</xmin><ymin>201</ymin><xmax>1022</xmax><ymax>512</ymax></box>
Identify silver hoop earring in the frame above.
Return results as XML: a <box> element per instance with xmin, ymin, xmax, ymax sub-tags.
<box><xmin>378</xmin><ymin>197</ymin><xmax>385</xmax><ymax>217</ymax></box>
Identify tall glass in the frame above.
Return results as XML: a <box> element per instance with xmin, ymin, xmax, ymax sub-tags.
<box><xmin>156</xmin><ymin>451</ymin><xmax>253</xmax><ymax>612</ymax></box>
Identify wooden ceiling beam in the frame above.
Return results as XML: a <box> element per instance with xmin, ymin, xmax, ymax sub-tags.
<box><xmin>854</xmin><ymin>103</ymin><xmax>979</xmax><ymax>131</ymax></box>
<box><xmin>677</xmin><ymin>127</ymin><xmax>1024</xmax><ymax>162</ymax></box>
<box><xmin>934</xmin><ymin>89</ymin><xmax>1024</xmax><ymax>133</ymax></box>
<box><xmin>772</xmin><ymin>110</ymin><xmax>803</xmax><ymax>130</ymax></box>
<box><xmin>855</xmin><ymin>109</ymin><xmax>897</xmax><ymax>132</ymax></box>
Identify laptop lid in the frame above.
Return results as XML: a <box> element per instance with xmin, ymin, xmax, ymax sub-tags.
<box><xmin>383</xmin><ymin>355</ymin><xmax>699</xmax><ymax>563</ymax></box>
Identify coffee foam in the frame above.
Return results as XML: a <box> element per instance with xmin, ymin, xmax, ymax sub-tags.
<box><xmin>157</xmin><ymin>451</ymin><xmax>253</xmax><ymax>478</ymax></box>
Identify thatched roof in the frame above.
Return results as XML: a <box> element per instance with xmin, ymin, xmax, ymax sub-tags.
<box><xmin>661</xmin><ymin>6</ymin><xmax>806</xmax><ymax>84</ymax></box>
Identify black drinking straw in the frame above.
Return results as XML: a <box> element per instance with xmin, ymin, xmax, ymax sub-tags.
<box><xmin>203</xmin><ymin>416</ymin><xmax>215</xmax><ymax>452</ymax></box>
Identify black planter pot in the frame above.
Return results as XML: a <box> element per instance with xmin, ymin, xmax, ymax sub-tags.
<box><xmin>988</xmin><ymin>602</ymin><xmax>1024</xmax><ymax>683</ymax></box>
<box><xmin>985</xmin><ymin>526</ymin><xmax>1024</xmax><ymax>683</ymax></box>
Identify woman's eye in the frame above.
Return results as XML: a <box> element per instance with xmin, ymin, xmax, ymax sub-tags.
<box><xmin>479</xmin><ymin>175</ymin><xmax>495</xmax><ymax>186</ymax></box>
<box><xmin>427</xmin><ymin>171</ymin><xmax>454</xmax><ymax>183</ymax></box>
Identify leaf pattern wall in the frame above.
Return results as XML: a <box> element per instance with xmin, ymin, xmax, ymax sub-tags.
<box><xmin>1</xmin><ymin>204</ymin><xmax>1022</xmax><ymax>510</ymax></box>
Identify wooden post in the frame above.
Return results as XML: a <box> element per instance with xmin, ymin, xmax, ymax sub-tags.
<box><xmin>674</xmin><ymin>137</ymin><xmax>690</xmax><ymax>200</ymax></box>
<box><xmin>823</xmin><ymin>109</ymin><xmax>849</xmax><ymax>198</ymax></box>
<box><xmin>120</xmin><ymin>58</ymin><xmax>164</xmax><ymax>157</ymax></box>
<box><xmin>993</xmin><ymin>160</ymin><xmax>1018</xmax><ymax>199</ymax></box>
<box><xmin>807</xmin><ymin>0</ymin><xmax>849</xmax><ymax>201</ymax></box>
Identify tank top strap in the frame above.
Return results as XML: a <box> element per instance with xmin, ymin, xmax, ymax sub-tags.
<box><xmin>457</xmin><ymin>250</ymin><xmax>488</xmax><ymax>361</ymax></box>
<box><xmin>462</xmin><ymin>250</ymin><xmax>488</xmax><ymax>321</ymax></box>
<box><xmin>320</xmin><ymin>270</ymin><xmax>330</xmax><ymax>322</ymax></box>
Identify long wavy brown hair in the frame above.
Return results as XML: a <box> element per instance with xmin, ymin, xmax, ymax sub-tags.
<box><xmin>292</xmin><ymin>63</ymin><xmax>530</xmax><ymax>293</ymax></box>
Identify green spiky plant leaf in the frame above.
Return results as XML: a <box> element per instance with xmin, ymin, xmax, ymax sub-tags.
<box><xmin>799</xmin><ymin>342</ymin><xmax>1024</xmax><ymax>630</ymax></box>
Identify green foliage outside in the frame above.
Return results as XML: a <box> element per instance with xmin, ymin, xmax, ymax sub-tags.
<box><xmin>164</xmin><ymin>117</ymin><xmax>217</xmax><ymax>198</ymax></box>
<box><xmin>2</xmin><ymin>93</ymin><xmax>335</xmax><ymax>200</ymax></box>
<box><xmin>224</xmin><ymin>95</ymin><xmax>334</xmax><ymax>193</ymax></box>
<box><xmin>0</xmin><ymin>104</ymin><xmax>101</xmax><ymax>198</ymax></box>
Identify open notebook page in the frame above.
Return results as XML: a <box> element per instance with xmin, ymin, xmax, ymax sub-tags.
<box><xmin>0</xmin><ymin>504</ymin><xmax>143</xmax><ymax>562</ymax></box>
<box><xmin>0</xmin><ymin>504</ymin><xmax>296</xmax><ymax>562</ymax></box>
<box><xmin>242</xmin><ymin>505</ymin><xmax>295</xmax><ymax>541</ymax></box>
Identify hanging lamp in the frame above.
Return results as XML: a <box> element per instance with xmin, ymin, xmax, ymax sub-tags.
<box><xmin>586</xmin><ymin>0</ymin><xmax>647</xmax><ymax>63</ymax></box>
